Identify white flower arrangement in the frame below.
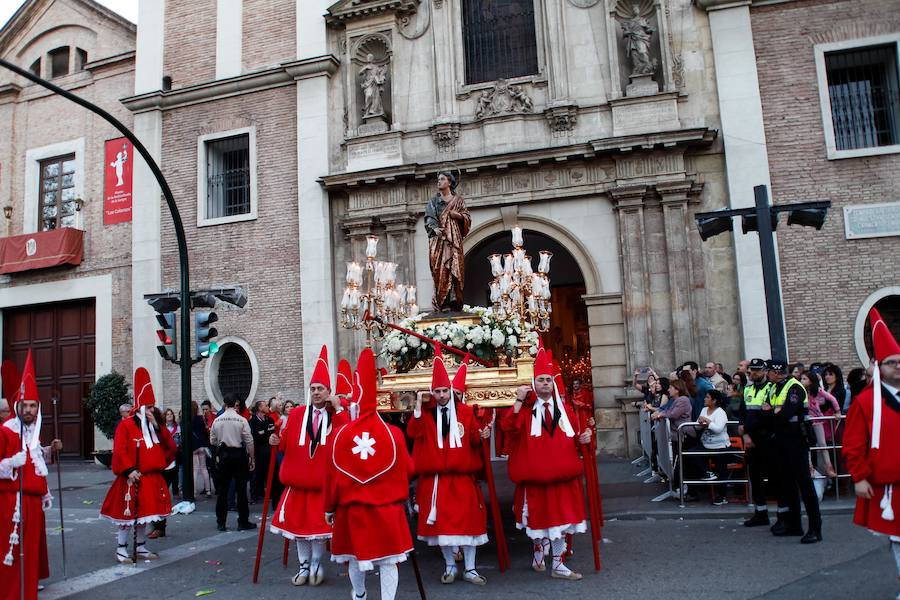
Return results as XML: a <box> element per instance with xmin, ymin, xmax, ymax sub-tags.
<box><xmin>378</xmin><ymin>305</ymin><xmax>540</xmax><ymax>372</ymax></box>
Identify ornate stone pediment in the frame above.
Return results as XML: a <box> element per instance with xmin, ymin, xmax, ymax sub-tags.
<box><xmin>326</xmin><ymin>0</ymin><xmax>419</xmax><ymax>25</ymax></box>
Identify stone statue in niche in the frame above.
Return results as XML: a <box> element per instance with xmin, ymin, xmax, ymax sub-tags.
<box><xmin>621</xmin><ymin>5</ymin><xmax>656</xmax><ymax>76</ymax></box>
<box><xmin>359</xmin><ymin>53</ymin><xmax>388</xmax><ymax>119</ymax></box>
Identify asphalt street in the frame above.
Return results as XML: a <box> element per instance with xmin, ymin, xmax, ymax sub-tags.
<box><xmin>32</xmin><ymin>459</ymin><xmax>898</xmax><ymax>600</ymax></box>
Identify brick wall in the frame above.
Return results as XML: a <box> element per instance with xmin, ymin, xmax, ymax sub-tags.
<box><xmin>157</xmin><ymin>85</ymin><xmax>303</xmax><ymax>406</ymax></box>
<box><xmin>751</xmin><ymin>0</ymin><xmax>900</xmax><ymax>370</ymax></box>
<box><xmin>242</xmin><ymin>0</ymin><xmax>296</xmax><ymax>72</ymax></box>
<box><xmin>164</xmin><ymin>0</ymin><xmax>217</xmax><ymax>88</ymax></box>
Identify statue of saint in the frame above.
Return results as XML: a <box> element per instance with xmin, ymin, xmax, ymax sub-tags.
<box><xmin>425</xmin><ymin>171</ymin><xmax>471</xmax><ymax>312</ymax></box>
<box><xmin>621</xmin><ymin>6</ymin><xmax>655</xmax><ymax>75</ymax></box>
<box><xmin>359</xmin><ymin>54</ymin><xmax>387</xmax><ymax>119</ymax></box>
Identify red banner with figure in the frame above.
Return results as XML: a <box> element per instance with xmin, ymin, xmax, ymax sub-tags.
<box><xmin>103</xmin><ymin>137</ymin><xmax>133</xmax><ymax>224</ymax></box>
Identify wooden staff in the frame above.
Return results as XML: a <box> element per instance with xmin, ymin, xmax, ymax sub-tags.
<box><xmin>572</xmin><ymin>409</ymin><xmax>601</xmax><ymax>571</ymax></box>
<box><xmin>282</xmin><ymin>538</ymin><xmax>289</xmax><ymax>567</ymax></box>
<box><xmin>252</xmin><ymin>442</ymin><xmax>279</xmax><ymax>584</ymax></box>
<box><xmin>17</xmin><ymin>405</ymin><xmax>25</xmax><ymax>600</ymax></box>
<box><xmin>474</xmin><ymin>406</ymin><xmax>509</xmax><ymax>572</ymax></box>
<box><xmin>132</xmin><ymin>438</ymin><xmax>141</xmax><ymax>568</ymax></box>
<box><xmin>51</xmin><ymin>395</ymin><xmax>67</xmax><ymax>578</ymax></box>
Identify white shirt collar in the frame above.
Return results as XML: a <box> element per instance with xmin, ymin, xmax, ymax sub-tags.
<box><xmin>884</xmin><ymin>381</ymin><xmax>900</xmax><ymax>399</ymax></box>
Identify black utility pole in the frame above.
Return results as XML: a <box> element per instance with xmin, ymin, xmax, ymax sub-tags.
<box><xmin>0</xmin><ymin>59</ymin><xmax>198</xmax><ymax>501</ymax></box>
<box><xmin>753</xmin><ymin>185</ymin><xmax>788</xmax><ymax>362</ymax></box>
<box><xmin>694</xmin><ymin>184</ymin><xmax>830</xmax><ymax>362</ymax></box>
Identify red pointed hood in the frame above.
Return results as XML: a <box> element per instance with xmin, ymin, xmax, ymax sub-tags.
<box><xmin>6</xmin><ymin>349</ymin><xmax>43</xmax><ymax>451</ymax></box>
<box><xmin>14</xmin><ymin>349</ymin><xmax>39</xmax><ymax>406</ymax></box>
<box><xmin>533</xmin><ymin>337</ymin><xmax>553</xmax><ymax>379</ymax></box>
<box><xmin>336</xmin><ymin>359</ymin><xmax>353</xmax><ymax>397</ymax></box>
<box><xmin>870</xmin><ymin>307</ymin><xmax>900</xmax><ymax>362</ymax></box>
<box><xmin>431</xmin><ymin>345</ymin><xmax>451</xmax><ymax>391</ymax></box>
<box><xmin>452</xmin><ymin>354</ymin><xmax>470</xmax><ymax>396</ymax></box>
<box><xmin>132</xmin><ymin>367</ymin><xmax>156</xmax><ymax>414</ymax></box>
<box><xmin>309</xmin><ymin>345</ymin><xmax>331</xmax><ymax>390</ymax></box>
<box><xmin>332</xmin><ymin>347</ymin><xmax>397</xmax><ymax>484</ymax></box>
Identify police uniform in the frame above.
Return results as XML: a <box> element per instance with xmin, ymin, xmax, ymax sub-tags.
<box><xmin>768</xmin><ymin>360</ymin><xmax>822</xmax><ymax>543</ymax></box>
<box><xmin>742</xmin><ymin>359</ymin><xmax>776</xmax><ymax>527</ymax></box>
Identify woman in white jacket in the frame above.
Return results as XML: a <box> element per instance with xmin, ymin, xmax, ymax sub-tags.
<box><xmin>689</xmin><ymin>389</ymin><xmax>732</xmax><ymax>505</ymax></box>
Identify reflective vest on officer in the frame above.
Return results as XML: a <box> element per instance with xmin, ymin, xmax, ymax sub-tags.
<box><xmin>770</xmin><ymin>377</ymin><xmax>809</xmax><ymax>422</ymax></box>
<box><xmin>744</xmin><ymin>382</ymin><xmax>773</xmax><ymax>410</ymax></box>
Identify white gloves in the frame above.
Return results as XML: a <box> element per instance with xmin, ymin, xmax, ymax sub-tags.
<box><xmin>7</xmin><ymin>451</ymin><xmax>27</xmax><ymax>468</ymax></box>
<box><xmin>42</xmin><ymin>493</ymin><xmax>53</xmax><ymax>511</ymax></box>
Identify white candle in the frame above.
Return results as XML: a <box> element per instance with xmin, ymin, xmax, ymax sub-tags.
<box><xmin>407</xmin><ymin>286</ymin><xmax>417</xmax><ymax>304</ymax></box>
<box><xmin>512</xmin><ymin>226</ymin><xmax>523</xmax><ymax>247</ymax></box>
<box><xmin>488</xmin><ymin>254</ymin><xmax>503</xmax><ymax>277</ymax></box>
<box><xmin>490</xmin><ymin>281</ymin><xmax>501</xmax><ymax>303</ymax></box>
<box><xmin>538</xmin><ymin>251</ymin><xmax>553</xmax><ymax>274</ymax></box>
<box><xmin>366</xmin><ymin>235</ymin><xmax>379</xmax><ymax>258</ymax></box>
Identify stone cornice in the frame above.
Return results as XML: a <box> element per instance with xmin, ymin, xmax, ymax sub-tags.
<box><xmin>120</xmin><ymin>55</ymin><xmax>340</xmax><ymax>113</ymax></box>
<box><xmin>325</xmin><ymin>0</ymin><xmax>419</xmax><ymax>25</ymax></box>
<box><xmin>0</xmin><ymin>83</ymin><xmax>22</xmax><ymax>103</ymax></box>
<box><xmin>694</xmin><ymin>0</ymin><xmax>751</xmax><ymax>11</ymax></box>
<box><xmin>321</xmin><ymin>127</ymin><xmax>716</xmax><ymax>190</ymax></box>
<box><xmin>84</xmin><ymin>50</ymin><xmax>135</xmax><ymax>73</ymax></box>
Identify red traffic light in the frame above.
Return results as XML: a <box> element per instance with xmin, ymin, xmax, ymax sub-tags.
<box><xmin>156</xmin><ymin>330</ymin><xmax>172</xmax><ymax>344</ymax></box>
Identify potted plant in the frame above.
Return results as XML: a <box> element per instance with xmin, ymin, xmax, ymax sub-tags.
<box><xmin>86</xmin><ymin>372</ymin><xmax>130</xmax><ymax>468</ymax></box>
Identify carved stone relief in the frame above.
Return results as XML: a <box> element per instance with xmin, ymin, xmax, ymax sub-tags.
<box><xmin>474</xmin><ymin>79</ymin><xmax>535</xmax><ymax>120</ymax></box>
<box><xmin>430</xmin><ymin>121</ymin><xmax>461</xmax><ymax>152</ymax></box>
<box><xmin>544</xmin><ymin>104</ymin><xmax>579</xmax><ymax>135</ymax></box>
<box><xmin>567</xmin><ymin>0</ymin><xmax>602</xmax><ymax>6</ymax></box>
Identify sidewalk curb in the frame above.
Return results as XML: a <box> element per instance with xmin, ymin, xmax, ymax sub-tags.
<box><xmin>607</xmin><ymin>504</ymin><xmax>855</xmax><ymax>521</ymax></box>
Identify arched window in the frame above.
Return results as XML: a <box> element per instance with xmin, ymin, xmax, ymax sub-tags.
<box><xmin>462</xmin><ymin>0</ymin><xmax>538</xmax><ymax>85</ymax></box>
<box><xmin>75</xmin><ymin>48</ymin><xmax>88</xmax><ymax>71</ymax></box>
<box><xmin>48</xmin><ymin>46</ymin><xmax>69</xmax><ymax>78</ymax></box>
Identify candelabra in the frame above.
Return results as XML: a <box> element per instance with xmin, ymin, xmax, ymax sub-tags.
<box><xmin>340</xmin><ymin>235</ymin><xmax>418</xmax><ymax>344</ymax></box>
<box><xmin>487</xmin><ymin>226</ymin><xmax>552</xmax><ymax>333</ymax></box>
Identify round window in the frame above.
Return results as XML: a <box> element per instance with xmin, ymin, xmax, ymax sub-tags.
<box><xmin>216</xmin><ymin>343</ymin><xmax>253</xmax><ymax>404</ymax></box>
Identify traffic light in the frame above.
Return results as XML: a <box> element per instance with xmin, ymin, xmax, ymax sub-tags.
<box><xmin>741</xmin><ymin>213</ymin><xmax>779</xmax><ymax>234</ymax></box>
<box><xmin>195</xmin><ymin>311</ymin><xmax>219</xmax><ymax>359</ymax></box>
<box><xmin>696</xmin><ymin>215</ymin><xmax>733</xmax><ymax>241</ymax></box>
<box><xmin>156</xmin><ymin>313</ymin><xmax>177</xmax><ymax>363</ymax></box>
<box><xmin>787</xmin><ymin>206</ymin><xmax>828</xmax><ymax>230</ymax></box>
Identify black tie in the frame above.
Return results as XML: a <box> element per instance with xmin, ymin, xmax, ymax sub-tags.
<box><xmin>441</xmin><ymin>406</ymin><xmax>450</xmax><ymax>439</ymax></box>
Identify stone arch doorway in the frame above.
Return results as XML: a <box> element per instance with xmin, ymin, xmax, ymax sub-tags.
<box><xmin>464</xmin><ymin>229</ymin><xmax>592</xmax><ymax>385</ymax></box>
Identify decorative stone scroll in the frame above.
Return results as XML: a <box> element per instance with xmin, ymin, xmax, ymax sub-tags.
<box><xmin>474</xmin><ymin>79</ymin><xmax>535</xmax><ymax>120</ymax></box>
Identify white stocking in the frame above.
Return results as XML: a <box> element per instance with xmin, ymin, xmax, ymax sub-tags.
<box><xmin>348</xmin><ymin>559</ymin><xmax>367</xmax><ymax>597</ymax></box>
<box><xmin>310</xmin><ymin>539</ymin><xmax>326</xmax><ymax>573</ymax></box>
<box><xmin>532</xmin><ymin>538</ymin><xmax>547</xmax><ymax>565</ymax></box>
<box><xmin>135</xmin><ymin>523</ymin><xmax>147</xmax><ymax>545</ymax></box>
<box><xmin>116</xmin><ymin>526</ymin><xmax>129</xmax><ymax>546</ymax></box>
<box><xmin>296</xmin><ymin>539</ymin><xmax>311</xmax><ymax>573</ymax></box>
<box><xmin>440</xmin><ymin>545</ymin><xmax>456</xmax><ymax>569</ymax></box>
<box><xmin>380</xmin><ymin>563</ymin><xmax>399</xmax><ymax>600</ymax></box>
<box><xmin>462</xmin><ymin>545</ymin><xmax>476</xmax><ymax>571</ymax></box>
<box><xmin>550</xmin><ymin>537</ymin><xmax>571</xmax><ymax>575</ymax></box>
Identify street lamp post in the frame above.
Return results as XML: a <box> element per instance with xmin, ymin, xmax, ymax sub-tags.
<box><xmin>694</xmin><ymin>184</ymin><xmax>830</xmax><ymax>362</ymax></box>
<box><xmin>0</xmin><ymin>59</ymin><xmax>199</xmax><ymax>500</ymax></box>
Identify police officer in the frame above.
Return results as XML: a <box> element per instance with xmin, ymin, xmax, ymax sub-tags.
<box><xmin>741</xmin><ymin>358</ymin><xmax>776</xmax><ymax>527</ymax></box>
<box><xmin>767</xmin><ymin>359</ymin><xmax>822</xmax><ymax>543</ymax></box>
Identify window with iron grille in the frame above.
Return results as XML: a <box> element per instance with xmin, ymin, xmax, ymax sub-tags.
<box><xmin>825</xmin><ymin>44</ymin><xmax>900</xmax><ymax>151</ymax></box>
<box><xmin>216</xmin><ymin>343</ymin><xmax>253</xmax><ymax>405</ymax></box>
<box><xmin>462</xmin><ymin>0</ymin><xmax>539</xmax><ymax>85</ymax></box>
<box><xmin>38</xmin><ymin>154</ymin><xmax>77</xmax><ymax>231</ymax></box>
<box><xmin>205</xmin><ymin>134</ymin><xmax>251</xmax><ymax>220</ymax></box>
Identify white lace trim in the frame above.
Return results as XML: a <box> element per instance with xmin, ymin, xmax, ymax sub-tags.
<box><xmin>331</xmin><ymin>551</ymin><xmax>410</xmax><ymax>572</ymax></box>
<box><xmin>99</xmin><ymin>514</ymin><xmax>166</xmax><ymax>526</ymax></box>
<box><xmin>417</xmin><ymin>534</ymin><xmax>488</xmax><ymax>547</ymax></box>
<box><xmin>516</xmin><ymin>520</ymin><xmax>587</xmax><ymax>540</ymax></box>
<box><xmin>269</xmin><ymin>525</ymin><xmax>332</xmax><ymax>541</ymax></box>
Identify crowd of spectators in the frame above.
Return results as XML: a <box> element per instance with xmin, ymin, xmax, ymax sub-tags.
<box><xmin>634</xmin><ymin>358</ymin><xmax>872</xmax><ymax>505</ymax></box>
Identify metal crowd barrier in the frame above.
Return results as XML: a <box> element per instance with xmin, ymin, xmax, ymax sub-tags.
<box><xmin>677</xmin><ymin>420</ymin><xmax>748</xmax><ymax>508</ymax></box>
<box><xmin>808</xmin><ymin>414</ymin><xmax>848</xmax><ymax>500</ymax></box>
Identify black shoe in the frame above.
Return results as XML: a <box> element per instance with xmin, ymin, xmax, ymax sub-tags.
<box><xmin>770</xmin><ymin>518</ymin><xmax>784</xmax><ymax>534</ymax></box>
<box><xmin>217</xmin><ymin>524</ymin><xmax>227</xmax><ymax>532</ymax></box>
<box><xmin>237</xmin><ymin>522</ymin><xmax>257</xmax><ymax>531</ymax></box>
<box><xmin>744</xmin><ymin>512</ymin><xmax>771</xmax><ymax>527</ymax></box>
<box><xmin>800</xmin><ymin>529</ymin><xmax>822</xmax><ymax>544</ymax></box>
<box><xmin>772</xmin><ymin>522</ymin><xmax>804</xmax><ymax>537</ymax></box>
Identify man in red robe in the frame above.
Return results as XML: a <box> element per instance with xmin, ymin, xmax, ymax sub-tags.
<box><xmin>844</xmin><ymin>308</ymin><xmax>900</xmax><ymax>586</ymax></box>
<box><xmin>409</xmin><ymin>348</ymin><xmax>489</xmax><ymax>585</ymax></box>
<box><xmin>0</xmin><ymin>350</ymin><xmax>60</xmax><ymax>600</ymax></box>
<box><xmin>99</xmin><ymin>368</ymin><xmax>176</xmax><ymax>563</ymax></box>
<box><xmin>326</xmin><ymin>347</ymin><xmax>413</xmax><ymax>600</ymax></box>
<box><xmin>502</xmin><ymin>340</ymin><xmax>592</xmax><ymax>580</ymax></box>
<box><xmin>269</xmin><ymin>345</ymin><xmax>348</xmax><ymax>586</ymax></box>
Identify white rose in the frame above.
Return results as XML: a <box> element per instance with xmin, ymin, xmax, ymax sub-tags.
<box><xmin>408</xmin><ymin>335</ymin><xmax>421</xmax><ymax>348</ymax></box>
<box><xmin>508</xmin><ymin>335</ymin><xmax>518</xmax><ymax>346</ymax></box>
<box><xmin>491</xmin><ymin>329</ymin><xmax>505</xmax><ymax>348</ymax></box>
<box><xmin>466</xmin><ymin>342</ymin><xmax>474</xmax><ymax>349</ymax></box>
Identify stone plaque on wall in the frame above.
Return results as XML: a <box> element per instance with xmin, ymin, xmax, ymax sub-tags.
<box><xmin>347</xmin><ymin>132</ymin><xmax>403</xmax><ymax>172</ymax></box>
<box><xmin>844</xmin><ymin>202</ymin><xmax>900</xmax><ymax>240</ymax></box>
<box><xmin>611</xmin><ymin>93</ymin><xmax>680</xmax><ymax>137</ymax></box>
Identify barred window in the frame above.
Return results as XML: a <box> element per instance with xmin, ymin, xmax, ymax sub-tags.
<box><xmin>205</xmin><ymin>134</ymin><xmax>251</xmax><ymax>220</ymax></box>
<box><xmin>216</xmin><ymin>343</ymin><xmax>253</xmax><ymax>405</ymax></box>
<box><xmin>462</xmin><ymin>0</ymin><xmax>539</xmax><ymax>85</ymax></box>
<box><xmin>825</xmin><ymin>44</ymin><xmax>900</xmax><ymax>151</ymax></box>
<box><xmin>38</xmin><ymin>154</ymin><xmax>77</xmax><ymax>231</ymax></box>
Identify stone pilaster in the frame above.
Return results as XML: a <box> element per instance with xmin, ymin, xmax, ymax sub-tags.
<box><xmin>584</xmin><ymin>292</ymin><xmax>628</xmax><ymax>457</ymax></box>
<box><xmin>381</xmin><ymin>214</ymin><xmax>418</xmax><ymax>285</ymax></box>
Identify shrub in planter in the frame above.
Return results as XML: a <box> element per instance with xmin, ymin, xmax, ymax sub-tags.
<box><xmin>86</xmin><ymin>372</ymin><xmax>130</xmax><ymax>467</ymax></box>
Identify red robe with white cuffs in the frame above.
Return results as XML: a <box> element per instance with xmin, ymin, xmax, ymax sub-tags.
<box><xmin>100</xmin><ymin>417</ymin><xmax>176</xmax><ymax>525</ymax></box>
<box><xmin>408</xmin><ymin>401</ymin><xmax>487</xmax><ymax>546</ymax></box>
<box><xmin>325</xmin><ymin>419</ymin><xmax>414</xmax><ymax>571</ymax></box>
<box><xmin>0</xmin><ymin>426</ymin><xmax>48</xmax><ymax>600</ymax></box>
<box><xmin>271</xmin><ymin>405</ymin><xmax>349</xmax><ymax>540</ymax></box>
<box><xmin>502</xmin><ymin>392</ymin><xmax>587</xmax><ymax>540</ymax></box>
<box><xmin>843</xmin><ymin>384</ymin><xmax>900</xmax><ymax>537</ymax></box>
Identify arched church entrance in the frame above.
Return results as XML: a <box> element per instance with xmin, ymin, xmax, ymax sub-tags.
<box><xmin>464</xmin><ymin>230</ymin><xmax>592</xmax><ymax>385</ymax></box>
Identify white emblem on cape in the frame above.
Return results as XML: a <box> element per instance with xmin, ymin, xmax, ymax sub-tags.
<box><xmin>351</xmin><ymin>432</ymin><xmax>376</xmax><ymax>460</ymax></box>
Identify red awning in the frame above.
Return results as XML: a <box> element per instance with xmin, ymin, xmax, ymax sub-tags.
<box><xmin>0</xmin><ymin>227</ymin><xmax>84</xmax><ymax>274</ymax></box>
